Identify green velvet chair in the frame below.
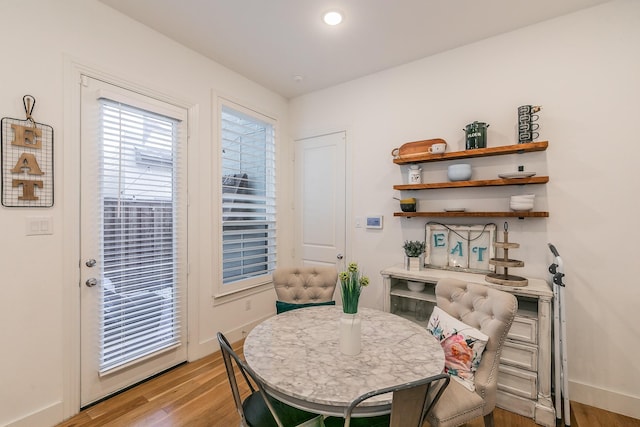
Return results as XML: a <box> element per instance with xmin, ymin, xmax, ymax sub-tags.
<box><xmin>323</xmin><ymin>373</ymin><xmax>450</xmax><ymax>427</ymax></box>
<box><xmin>273</xmin><ymin>266</ymin><xmax>338</xmax><ymax>314</ymax></box>
<box><xmin>217</xmin><ymin>332</ymin><xmax>323</xmax><ymax>427</ymax></box>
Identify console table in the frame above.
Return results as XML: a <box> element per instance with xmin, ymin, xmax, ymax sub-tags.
<box><xmin>380</xmin><ymin>265</ymin><xmax>555</xmax><ymax>427</ymax></box>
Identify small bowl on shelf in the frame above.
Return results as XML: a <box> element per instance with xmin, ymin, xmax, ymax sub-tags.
<box><xmin>510</xmin><ymin>194</ymin><xmax>535</xmax><ymax>202</ymax></box>
<box><xmin>400</xmin><ymin>197</ymin><xmax>417</xmax><ymax>212</ymax></box>
<box><xmin>407</xmin><ymin>281</ymin><xmax>425</xmax><ymax>292</ymax></box>
<box><xmin>509</xmin><ymin>194</ymin><xmax>534</xmax><ymax>211</ymax></box>
<box><xmin>510</xmin><ymin>203</ymin><xmax>533</xmax><ymax>211</ymax></box>
<box><xmin>447</xmin><ymin>163</ymin><xmax>472</xmax><ymax>181</ymax></box>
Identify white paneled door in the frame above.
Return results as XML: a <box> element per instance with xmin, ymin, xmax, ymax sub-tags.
<box><xmin>79</xmin><ymin>76</ymin><xmax>188</xmax><ymax>406</ymax></box>
<box><xmin>295</xmin><ymin>132</ymin><xmax>346</xmax><ymax>268</ymax></box>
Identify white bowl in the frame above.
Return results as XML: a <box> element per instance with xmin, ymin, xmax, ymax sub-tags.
<box><xmin>510</xmin><ymin>199</ymin><xmax>534</xmax><ymax>205</ymax></box>
<box><xmin>510</xmin><ymin>202</ymin><xmax>534</xmax><ymax>211</ymax></box>
<box><xmin>510</xmin><ymin>194</ymin><xmax>535</xmax><ymax>202</ymax></box>
<box><xmin>407</xmin><ymin>281</ymin><xmax>425</xmax><ymax>292</ymax></box>
<box><xmin>447</xmin><ymin>163</ymin><xmax>472</xmax><ymax>181</ymax></box>
<box><xmin>510</xmin><ymin>195</ymin><xmax>535</xmax><ymax>210</ymax></box>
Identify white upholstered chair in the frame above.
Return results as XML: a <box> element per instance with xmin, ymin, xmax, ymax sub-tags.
<box><xmin>427</xmin><ymin>278</ymin><xmax>518</xmax><ymax>427</ymax></box>
<box><xmin>272</xmin><ymin>266</ymin><xmax>338</xmax><ymax>313</ymax></box>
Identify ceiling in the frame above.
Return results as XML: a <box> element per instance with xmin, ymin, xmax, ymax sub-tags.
<box><xmin>99</xmin><ymin>0</ymin><xmax>610</xmax><ymax>99</ymax></box>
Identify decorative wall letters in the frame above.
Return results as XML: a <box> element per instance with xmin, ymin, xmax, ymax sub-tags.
<box><xmin>1</xmin><ymin>95</ymin><xmax>53</xmax><ymax>207</ymax></box>
<box><xmin>425</xmin><ymin>223</ymin><xmax>496</xmax><ymax>273</ymax></box>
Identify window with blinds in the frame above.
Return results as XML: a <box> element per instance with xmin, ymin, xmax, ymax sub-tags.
<box><xmin>98</xmin><ymin>98</ymin><xmax>183</xmax><ymax>373</ymax></box>
<box><xmin>220</xmin><ymin>104</ymin><xmax>276</xmax><ymax>288</ymax></box>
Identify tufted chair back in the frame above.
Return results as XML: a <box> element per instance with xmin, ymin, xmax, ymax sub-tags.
<box><xmin>428</xmin><ymin>277</ymin><xmax>518</xmax><ymax>427</ymax></box>
<box><xmin>273</xmin><ymin>267</ymin><xmax>338</xmax><ymax>304</ymax></box>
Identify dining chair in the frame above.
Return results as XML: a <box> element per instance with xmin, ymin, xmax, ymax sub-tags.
<box><xmin>426</xmin><ymin>278</ymin><xmax>518</xmax><ymax>427</ymax></box>
<box><xmin>273</xmin><ymin>266</ymin><xmax>338</xmax><ymax>313</ymax></box>
<box><xmin>217</xmin><ymin>332</ymin><xmax>323</xmax><ymax>427</ymax></box>
<box><xmin>323</xmin><ymin>373</ymin><xmax>450</xmax><ymax>427</ymax></box>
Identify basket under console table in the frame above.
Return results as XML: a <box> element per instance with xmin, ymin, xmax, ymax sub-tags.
<box><xmin>380</xmin><ymin>266</ymin><xmax>555</xmax><ymax>427</ymax></box>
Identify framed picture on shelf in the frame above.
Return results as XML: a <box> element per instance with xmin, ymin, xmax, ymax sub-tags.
<box><xmin>425</xmin><ymin>223</ymin><xmax>496</xmax><ymax>273</ymax></box>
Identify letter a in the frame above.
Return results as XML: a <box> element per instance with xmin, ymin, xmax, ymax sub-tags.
<box><xmin>450</xmin><ymin>241</ymin><xmax>463</xmax><ymax>256</ymax></box>
<box><xmin>11</xmin><ymin>153</ymin><xmax>44</xmax><ymax>175</ymax></box>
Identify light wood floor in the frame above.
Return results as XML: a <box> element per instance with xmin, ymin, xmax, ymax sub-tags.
<box><xmin>58</xmin><ymin>340</ymin><xmax>640</xmax><ymax>427</ymax></box>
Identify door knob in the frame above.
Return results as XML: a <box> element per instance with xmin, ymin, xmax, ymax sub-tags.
<box><xmin>337</xmin><ymin>254</ymin><xmax>344</xmax><ymax>260</ymax></box>
<box><xmin>85</xmin><ymin>278</ymin><xmax>98</xmax><ymax>287</ymax></box>
<box><xmin>85</xmin><ymin>259</ymin><xmax>97</xmax><ymax>267</ymax></box>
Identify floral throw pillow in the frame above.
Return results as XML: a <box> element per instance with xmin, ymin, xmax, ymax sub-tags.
<box><xmin>427</xmin><ymin>306</ymin><xmax>489</xmax><ymax>391</ymax></box>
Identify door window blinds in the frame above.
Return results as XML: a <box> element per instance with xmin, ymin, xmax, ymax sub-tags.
<box><xmin>98</xmin><ymin>97</ymin><xmax>183</xmax><ymax>373</ymax></box>
<box><xmin>221</xmin><ymin>104</ymin><xmax>276</xmax><ymax>286</ymax></box>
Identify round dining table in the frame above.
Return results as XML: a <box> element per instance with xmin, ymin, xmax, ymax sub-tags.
<box><xmin>243</xmin><ymin>306</ymin><xmax>445</xmax><ymax>417</ymax></box>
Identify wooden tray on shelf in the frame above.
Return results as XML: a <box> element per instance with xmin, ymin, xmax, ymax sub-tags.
<box><xmin>391</xmin><ymin>138</ymin><xmax>446</xmax><ymax>160</ymax></box>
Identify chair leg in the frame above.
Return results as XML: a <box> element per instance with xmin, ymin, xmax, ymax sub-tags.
<box><xmin>483</xmin><ymin>412</ymin><xmax>495</xmax><ymax>427</ymax></box>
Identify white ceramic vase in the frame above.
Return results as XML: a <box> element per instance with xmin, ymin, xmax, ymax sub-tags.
<box><xmin>339</xmin><ymin>313</ymin><xmax>361</xmax><ymax>356</ymax></box>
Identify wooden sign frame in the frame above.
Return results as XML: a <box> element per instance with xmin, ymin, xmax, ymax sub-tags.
<box><xmin>1</xmin><ymin>116</ymin><xmax>54</xmax><ymax>207</ymax></box>
<box><xmin>425</xmin><ymin>223</ymin><xmax>496</xmax><ymax>273</ymax></box>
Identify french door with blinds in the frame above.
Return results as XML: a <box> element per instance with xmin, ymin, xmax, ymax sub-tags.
<box><xmin>79</xmin><ymin>76</ymin><xmax>188</xmax><ymax>406</ymax></box>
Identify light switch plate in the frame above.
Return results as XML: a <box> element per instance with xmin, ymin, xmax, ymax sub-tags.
<box><xmin>26</xmin><ymin>216</ymin><xmax>53</xmax><ymax>235</ymax></box>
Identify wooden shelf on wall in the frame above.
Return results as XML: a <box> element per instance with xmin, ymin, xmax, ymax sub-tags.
<box><xmin>393</xmin><ymin>211</ymin><xmax>549</xmax><ymax>218</ymax></box>
<box><xmin>393</xmin><ymin>176</ymin><xmax>549</xmax><ymax>190</ymax></box>
<box><xmin>392</xmin><ymin>141</ymin><xmax>548</xmax><ymax>165</ymax></box>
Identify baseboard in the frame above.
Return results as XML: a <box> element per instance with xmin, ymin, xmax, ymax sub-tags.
<box><xmin>189</xmin><ymin>315</ymin><xmax>272</xmax><ymax>361</ymax></box>
<box><xmin>224</xmin><ymin>315</ymin><xmax>271</xmax><ymax>344</ymax></box>
<box><xmin>5</xmin><ymin>401</ymin><xmax>63</xmax><ymax>427</ymax></box>
<box><xmin>569</xmin><ymin>380</ymin><xmax>640</xmax><ymax>420</ymax></box>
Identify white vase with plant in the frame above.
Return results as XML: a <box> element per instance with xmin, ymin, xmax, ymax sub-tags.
<box><xmin>338</xmin><ymin>262</ymin><xmax>369</xmax><ymax>355</ymax></box>
<box><xmin>403</xmin><ymin>240</ymin><xmax>426</xmax><ymax>271</ymax></box>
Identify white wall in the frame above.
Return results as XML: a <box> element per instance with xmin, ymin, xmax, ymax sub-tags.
<box><xmin>290</xmin><ymin>0</ymin><xmax>640</xmax><ymax>419</ymax></box>
<box><xmin>2</xmin><ymin>0</ymin><xmax>638</xmax><ymax>425</ymax></box>
<box><xmin>0</xmin><ymin>1</ymin><xmax>291</xmax><ymax>425</ymax></box>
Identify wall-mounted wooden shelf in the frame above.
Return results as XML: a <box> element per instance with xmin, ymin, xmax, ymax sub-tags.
<box><xmin>392</xmin><ymin>140</ymin><xmax>549</xmax><ymax>219</ymax></box>
<box><xmin>393</xmin><ymin>211</ymin><xmax>549</xmax><ymax>218</ymax></box>
<box><xmin>392</xmin><ymin>141</ymin><xmax>548</xmax><ymax>165</ymax></box>
<box><xmin>393</xmin><ymin>176</ymin><xmax>549</xmax><ymax>190</ymax></box>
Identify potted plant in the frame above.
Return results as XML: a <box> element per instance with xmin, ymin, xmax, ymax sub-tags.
<box><xmin>339</xmin><ymin>262</ymin><xmax>369</xmax><ymax>314</ymax></box>
<box><xmin>403</xmin><ymin>240</ymin><xmax>426</xmax><ymax>271</ymax></box>
<box><xmin>338</xmin><ymin>262</ymin><xmax>369</xmax><ymax>355</ymax></box>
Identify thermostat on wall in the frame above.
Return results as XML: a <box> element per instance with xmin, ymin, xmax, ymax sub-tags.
<box><xmin>366</xmin><ymin>215</ymin><xmax>383</xmax><ymax>229</ymax></box>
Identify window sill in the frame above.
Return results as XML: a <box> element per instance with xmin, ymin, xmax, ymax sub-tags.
<box><xmin>212</xmin><ymin>282</ymin><xmax>273</xmax><ymax>306</ymax></box>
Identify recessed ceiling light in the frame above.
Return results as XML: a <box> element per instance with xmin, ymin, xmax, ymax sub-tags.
<box><xmin>323</xmin><ymin>11</ymin><xmax>343</xmax><ymax>26</ymax></box>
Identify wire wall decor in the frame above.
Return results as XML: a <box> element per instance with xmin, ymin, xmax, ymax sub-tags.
<box><xmin>1</xmin><ymin>95</ymin><xmax>54</xmax><ymax>207</ymax></box>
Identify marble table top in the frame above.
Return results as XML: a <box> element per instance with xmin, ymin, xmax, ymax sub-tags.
<box><xmin>244</xmin><ymin>306</ymin><xmax>444</xmax><ymax>417</ymax></box>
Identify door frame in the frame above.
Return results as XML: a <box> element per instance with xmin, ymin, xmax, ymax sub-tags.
<box><xmin>62</xmin><ymin>59</ymin><xmax>198</xmax><ymax>418</ymax></box>
<box><xmin>293</xmin><ymin>128</ymin><xmax>353</xmax><ymax>267</ymax></box>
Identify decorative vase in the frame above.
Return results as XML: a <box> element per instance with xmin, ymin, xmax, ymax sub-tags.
<box><xmin>339</xmin><ymin>313</ymin><xmax>361</xmax><ymax>355</ymax></box>
<box><xmin>405</xmin><ymin>255</ymin><xmax>424</xmax><ymax>271</ymax></box>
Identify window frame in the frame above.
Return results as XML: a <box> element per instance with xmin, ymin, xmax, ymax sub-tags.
<box><xmin>214</xmin><ymin>97</ymin><xmax>278</xmax><ymax>299</ymax></box>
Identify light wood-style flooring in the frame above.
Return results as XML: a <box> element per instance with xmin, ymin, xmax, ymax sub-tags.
<box><xmin>57</xmin><ymin>339</ymin><xmax>640</xmax><ymax>427</ymax></box>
